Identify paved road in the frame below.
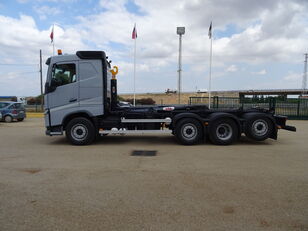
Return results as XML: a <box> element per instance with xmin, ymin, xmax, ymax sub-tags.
<box><xmin>0</xmin><ymin>118</ymin><xmax>307</xmax><ymax>231</ymax></box>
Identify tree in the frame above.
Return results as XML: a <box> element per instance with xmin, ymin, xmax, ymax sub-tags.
<box><xmin>26</xmin><ymin>95</ymin><xmax>43</xmax><ymax>105</ymax></box>
<box><xmin>125</xmin><ymin>97</ymin><xmax>156</xmax><ymax>105</ymax></box>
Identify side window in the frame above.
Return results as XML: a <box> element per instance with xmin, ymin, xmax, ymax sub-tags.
<box><xmin>9</xmin><ymin>104</ymin><xmax>17</xmax><ymax>109</ymax></box>
<box><xmin>15</xmin><ymin>104</ymin><xmax>22</xmax><ymax>109</ymax></box>
<box><xmin>0</xmin><ymin>102</ymin><xmax>9</xmax><ymax>108</ymax></box>
<box><xmin>51</xmin><ymin>63</ymin><xmax>76</xmax><ymax>87</ymax></box>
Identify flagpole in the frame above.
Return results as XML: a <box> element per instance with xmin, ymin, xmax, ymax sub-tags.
<box><xmin>208</xmin><ymin>23</ymin><xmax>213</xmax><ymax>109</ymax></box>
<box><xmin>209</xmin><ymin>36</ymin><xmax>212</xmax><ymax>108</ymax></box>
<box><xmin>52</xmin><ymin>24</ymin><xmax>55</xmax><ymax>56</ymax></box>
<box><xmin>133</xmin><ymin>25</ymin><xmax>137</xmax><ymax>107</ymax></box>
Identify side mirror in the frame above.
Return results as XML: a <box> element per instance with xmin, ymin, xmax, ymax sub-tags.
<box><xmin>50</xmin><ymin>78</ymin><xmax>58</xmax><ymax>87</ymax></box>
<box><xmin>45</xmin><ymin>79</ymin><xmax>58</xmax><ymax>93</ymax></box>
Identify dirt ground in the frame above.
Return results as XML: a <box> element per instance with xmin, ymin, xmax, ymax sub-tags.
<box><xmin>0</xmin><ymin>118</ymin><xmax>307</xmax><ymax>231</ymax></box>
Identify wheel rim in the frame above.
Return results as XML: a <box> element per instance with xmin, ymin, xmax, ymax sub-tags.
<box><xmin>252</xmin><ymin>119</ymin><xmax>268</xmax><ymax>136</ymax></box>
<box><xmin>5</xmin><ymin>116</ymin><xmax>12</xmax><ymax>122</ymax></box>
<box><xmin>71</xmin><ymin>124</ymin><xmax>88</xmax><ymax>141</ymax></box>
<box><xmin>216</xmin><ymin>123</ymin><xmax>233</xmax><ymax>141</ymax></box>
<box><xmin>181</xmin><ymin>123</ymin><xmax>197</xmax><ymax>141</ymax></box>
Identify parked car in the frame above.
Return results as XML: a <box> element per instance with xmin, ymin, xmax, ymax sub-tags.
<box><xmin>0</xmin><ymin>101</ymin><xmax>26</xmax><ymax>122</ymax></box>
<box><xmin>0</xmin><ymin>111</ymin><xmax>2</xmax><ymax>120</ymax></box>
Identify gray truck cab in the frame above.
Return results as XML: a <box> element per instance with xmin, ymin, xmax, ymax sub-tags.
<box><xmin>44</xmin><ymin>51</ymin><xmax>111</xmax><ymax>135</ymax></box>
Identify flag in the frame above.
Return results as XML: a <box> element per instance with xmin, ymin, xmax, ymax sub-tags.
<box><xmin>208</xmin><ymin>21</ymin><xmax>212</xmax><ymax>39</ymax></box>
<box><xmin>132</xmin><ymin>24</ymin><xmax>137</xmax><ymax>39</ymax></box>
<box><xmin>50</xmin><ymin>25</ymin><xmax>54</xmax><ymax>43</ymax></box>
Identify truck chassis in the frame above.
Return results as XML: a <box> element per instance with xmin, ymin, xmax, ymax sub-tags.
<box><xmin>48</xmin><ymin>104</ymin><xmax>295</xmax><ymax>145</ymax></box>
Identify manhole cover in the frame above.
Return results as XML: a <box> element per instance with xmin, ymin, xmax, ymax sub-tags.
<box><xmin>131</xmin><ymin>150</ymin><xmax>157</xmax><ymax>156</ymax></box>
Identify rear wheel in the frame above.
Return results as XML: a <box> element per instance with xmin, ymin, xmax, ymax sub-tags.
<box><xmin>175</xmin><ymin>118</ymin><xmax>203</xmax><ymax>145</ymax></box>
<box><xmin>4</xmin><ymin>115</ymin><xmax>13</xmax><ymax>123</ymax></box>
<box><xmin>209</xmin><ymin>118</ymin><xmax>238</xmax><ymax>145</ymax></box>
<box><xmin>245</xmin><ymin>117</ymin><xmax>273</xmax><ymax>141</ymax></box>
<box><xmin>65</xmin><ymin>117</ymin><xmax>96</xmax><ymax>145</ymax></box>
<box><xmin>17</xmin><ymin>118</ymin><xmax>24</xmax><ymax>122</ymax></box>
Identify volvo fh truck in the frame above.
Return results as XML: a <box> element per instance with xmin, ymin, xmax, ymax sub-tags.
<box><xmin>44</xmin><ymin>51</ymin><xmax>296</xmax><ymax>145</ymax></box>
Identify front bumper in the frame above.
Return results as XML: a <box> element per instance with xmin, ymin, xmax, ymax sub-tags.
<box><xmin>12</xmin><ymin>114</ymin><xmax>26</xmax><ymax>119</ymax></box>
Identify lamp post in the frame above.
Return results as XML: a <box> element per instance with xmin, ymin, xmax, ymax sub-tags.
<box><xmin>176</xmin><ymin>27</ymin><xmax>185</xmax><ymax>104</ymax></box>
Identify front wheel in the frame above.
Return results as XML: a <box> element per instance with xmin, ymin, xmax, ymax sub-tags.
<box><xmin>4</xmin><ymin>115</ymin><xmax>13</xmax><ymax>123</ymax></box>
<box><xmin>175</xmin><ymin>118</ymin><xmax>203</xmax><ymax>145</ymax></box>
<box><xmin>65</xmin><ymin>117</ymin><xmax>96</xmax><ymax>145</ymax></box>
<box><xmin>209</xmin><ymin>118</ymin><xmax>238</xmax><ymax>145</ymax></box>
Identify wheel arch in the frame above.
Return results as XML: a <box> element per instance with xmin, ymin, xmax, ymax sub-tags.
<box><xmin>172</xmin><ymin>113</ymin><xmax>204</xmax><ymax>127</ymax></box>
<box><xmin>207</xmin><ymin>112</ymin><xmax>241</xmax><ymax>131</ymax></box>
<box><xmin>62</xmin><ymin>111</ymin><xmax>95</xmax><ymax>130</ymax></box>
<box><xmin>241</xmin><ymin>112</ymin><xmax>276</xmax><ymax>124</ymax></box>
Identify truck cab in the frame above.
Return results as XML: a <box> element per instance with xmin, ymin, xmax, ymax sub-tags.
<box><xmin>44</xmin><ymin>51</ymin><xmax>295</xmax><ymax>145</ymax></box>
<box><xmin>44</xmin><ymin>51</ymin><xmax>111</xmax><ymax>135</ymax></box>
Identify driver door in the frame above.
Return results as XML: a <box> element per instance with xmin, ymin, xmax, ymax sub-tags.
<box><xmin>48</xmin><ymin>61</ymin><xmax>79</xmax><ymax>125</ymax></box>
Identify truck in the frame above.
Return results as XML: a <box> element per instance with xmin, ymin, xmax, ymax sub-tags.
<box><xmin>44</xmin><ymin>51</ymin><xmax>296</xmax><ymax>145</ymax></box>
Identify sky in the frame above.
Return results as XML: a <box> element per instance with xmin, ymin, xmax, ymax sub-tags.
<box><xmin>0</xmin><ymin>0</ymin><xmax>307</xmax><ymax>96</ymax></box>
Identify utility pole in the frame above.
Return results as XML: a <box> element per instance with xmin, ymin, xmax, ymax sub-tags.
<box><xmin>39</xmin><ymin>49</ymin><xmax>44</xmax><ymax>111</ymax></box>
<box><xmin>177</xmin><ymin>27</ymin><xmax>185</xmax><ymax>104</ymax></box>
<box><xmin>302</xmin><ymin>53</ymin><xmax>308</xmax><ymax>95</ymax></box>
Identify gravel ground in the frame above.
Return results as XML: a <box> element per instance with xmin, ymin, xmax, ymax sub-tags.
<box><xmin>0</xmin><ymin>118</ymin><xmax>307</xmax><ymax>231</ymax></box>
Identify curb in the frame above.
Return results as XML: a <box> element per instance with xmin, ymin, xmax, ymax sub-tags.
<box><xmin>26</xmin><ymin>113</ymin><xmax>44</xmax><ymax>118</ymax></box>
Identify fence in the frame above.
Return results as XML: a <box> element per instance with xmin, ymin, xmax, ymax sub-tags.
<box><xmin>25</xmin><ymin>104</ymin><xmax>44</xmax><ymax>112</ymax></box>
<box><xmin>24</xmin><ymin>97</ymin><xmax>308</xmax><ymax>119</ymax></box>
<box><xmin>189</xmin><ymin>96</ymin><xmax>308</xmax><ymax>120</ymax></box>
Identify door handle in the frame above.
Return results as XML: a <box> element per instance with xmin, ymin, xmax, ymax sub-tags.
<box><xmin>69</xmin><ymin>98</ymin><xmax>77</xmax><ymax>103</ymax></box>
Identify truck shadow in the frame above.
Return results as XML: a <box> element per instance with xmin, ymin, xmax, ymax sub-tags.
<box><xmin>45</xmin><ymin>135</ymin><xmax>273</xmax><ymax>146</ymax></box>
<box><xmin>235</xmin><ymin>136</ymin><xmax>274</xmax><ymax>146</ymax></box>
<box><xmin>95</xmin><ymin>135</ymin><xmax>179</xmax><ymax>145</ymax></box>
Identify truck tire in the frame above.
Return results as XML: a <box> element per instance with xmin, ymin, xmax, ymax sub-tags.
<box><xmin>245</xmin><ymin>116</ymin><xmax>273</xmax><ymax>141</ymax></box>
<box><xmin>4</xmin><ymin>115</ymin><xmax>13</xmax><ymax>123</ymax></box>
<box><xmin>65</xmin><ymin>117</ymin><xmax>96</xmax><ymax>145</ymax></box>
<box><xmin>209</xmin><ymin>118</ymin><xmax>238</xmax><ymax>145</ymax></box>
<box><xmin>175</xmin><ymin>118</ymin><xmax>203</xmax><ymax>145</ymax></box>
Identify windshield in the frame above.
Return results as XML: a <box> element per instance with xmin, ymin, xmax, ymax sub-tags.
<box><xmin>0</xmin><ymin>102</ymin><xmax>10</xmax><ymax>108</ymax></box>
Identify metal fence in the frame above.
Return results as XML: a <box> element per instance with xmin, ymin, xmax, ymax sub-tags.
<box><xmin>189</xmin><ymin>96</ymin><xmax>308</xmax><ymax>120</ymax></box>
<box><xmin>24</xmin><ymin>97</ymin><xmax>308</xmax><ymax>119</ymax></box>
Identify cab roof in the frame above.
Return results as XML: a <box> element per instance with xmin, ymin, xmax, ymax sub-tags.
<box><xmin>46</xmin><ymin>51</ymin><xmax>107</xmax><ymax>65</ymax></box>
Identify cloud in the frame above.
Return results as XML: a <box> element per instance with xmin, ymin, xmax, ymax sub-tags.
<box><xmin>252</xmin><ymin>69</ymin><xmax>267</xmax><ymax>75</ymax></box>
<box><xmin>18</xmin><ymin>0</ymin><xmax>76</xmax><ymax>3</ymax></box>
<box><xmin>0</xmin><ymin>14</ymin><xmax>87</xmax><ymax>61</ymax></box>
<box><xmin>1</xmin><ymin>0</ymin><xmax>308</xmax><ymax>95</ymax></box>
<box><xmin>0</xmin><ymin>14</ymin><xmax>89</xmax><ymax>95</ymax></box>
<box><xmin>226</xmin><ymin>65</ymin><xmax>238</xmax><ymax>72</ymax></box>
<box><xmin>33</xmin><ymin>5</ymin><xmax>61</xmax><ymax>20</ymax></box>
<box><xmin>283</xmin><ymin>72</ymin><xmax>302</xmax><ymax>81</ymax></box>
